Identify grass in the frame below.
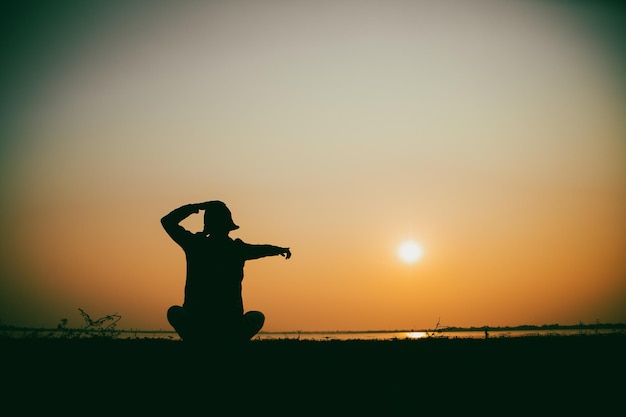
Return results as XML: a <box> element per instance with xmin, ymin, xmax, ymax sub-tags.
<box><xmin>2</xmin><ymin>310</ymin><xmax>624</xmax><ymax>413</ymax></box>
<box><xmin>2</xmin><ymin>330</ymin><xmax>624</xmax><ymax>413</ymax></box>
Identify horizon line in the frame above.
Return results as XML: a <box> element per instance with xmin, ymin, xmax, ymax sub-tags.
<box><xmin>3</xmin><ymin>321</ymin><xmax>625</xmax><ymax>334</ymax></box>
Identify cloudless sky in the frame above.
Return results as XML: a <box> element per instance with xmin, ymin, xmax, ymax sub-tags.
<box><xmin>1</xmin><ymin>0</ymin><xmax>625</xmax><ymax>332</ymax></box>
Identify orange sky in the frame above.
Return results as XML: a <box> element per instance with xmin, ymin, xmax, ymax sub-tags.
<box><xmin>1</xmin><ymin>0</ymin><xmax>625</xmax><ymax>332</ymax></box>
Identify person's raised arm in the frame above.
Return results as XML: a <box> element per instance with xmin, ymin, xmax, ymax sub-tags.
<box><xmin>161</xmin><ymin>203</ymin><xmax>205</xmax><ymax>243</ymax></box>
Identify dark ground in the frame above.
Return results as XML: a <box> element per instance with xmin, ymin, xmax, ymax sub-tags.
<box><xmin>2</xmin><ymin>333</ymin><xmax>624</xmax><ymax>414</ymax></box>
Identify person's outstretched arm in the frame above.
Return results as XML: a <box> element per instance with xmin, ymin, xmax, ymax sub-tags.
<box><xmin>239</xmin><ymin>241</ymin><xmax>291</xmax><ymax>261</ymax></box>
<box><xmin>161</xmin><ymin>203</ymin><xmax>204</xmax><ymax>245</ymax></box>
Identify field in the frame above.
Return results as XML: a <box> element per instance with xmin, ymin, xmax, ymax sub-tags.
<box><xmin>2</xmin><ymin>333</ymin><xmax>624</xmax><ymax>413</ymax></box>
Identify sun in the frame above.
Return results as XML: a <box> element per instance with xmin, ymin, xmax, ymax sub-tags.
<box><xmin>397</xmin><ymin>240</ymin><xmax>424</xmax><ymax>264</ymax></box>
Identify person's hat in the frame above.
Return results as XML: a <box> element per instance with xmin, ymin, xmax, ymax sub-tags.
<box><xmin>203</xmin><ymin>201</ymin><xmax>239</xmax><ymax>232</ymax></box>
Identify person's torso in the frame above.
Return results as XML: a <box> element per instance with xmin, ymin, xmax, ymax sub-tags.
<box><xmin>182</xmin><ymin>235</ymin><xmax>246</xmax><ymax>318</ymax></box>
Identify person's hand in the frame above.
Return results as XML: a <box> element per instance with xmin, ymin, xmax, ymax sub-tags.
<box><xmin>185</xmin><ymin>203</ymin><xmax>202</xmax><ymax>213</ymax></box>
<box><xmin>282</xmin><ymin>248</ymin><xmax>292</xmax><ymax>259</ymax></box>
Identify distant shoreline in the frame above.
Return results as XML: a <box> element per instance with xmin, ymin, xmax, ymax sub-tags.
<box><xmin>2</xmin><ymin>321</ymin><xmax>624</xmax><ymax>336</ymax></box>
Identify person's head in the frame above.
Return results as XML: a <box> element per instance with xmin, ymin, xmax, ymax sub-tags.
<box><xmin>202</xmin><ymin>201</ymin><xmax>239</xmax><ymax>235</ymax></box>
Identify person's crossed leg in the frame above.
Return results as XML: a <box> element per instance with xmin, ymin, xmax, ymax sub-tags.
<box><xmin>167</xmin><ymin>305</ymin><xmax>265</xmax><ymax>345</ymax></box>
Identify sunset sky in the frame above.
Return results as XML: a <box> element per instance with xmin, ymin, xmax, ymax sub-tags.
<box><xmin>1</xmin><ymin>0</ymin><xmax>625</xmax><ymax>332</ymax></box>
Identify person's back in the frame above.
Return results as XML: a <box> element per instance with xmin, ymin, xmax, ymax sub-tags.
<box><xmin>182</xmin><ymin>234</ymin><xmax>243</xmax><ymax>316</ymax></box>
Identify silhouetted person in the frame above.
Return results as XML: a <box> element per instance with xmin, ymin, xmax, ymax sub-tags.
<box><xmin>161</xmin><ymin>200</ymin><xmax>291</xmax><ymax>349</ymax></box>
